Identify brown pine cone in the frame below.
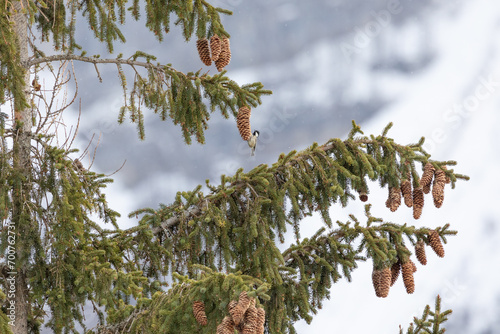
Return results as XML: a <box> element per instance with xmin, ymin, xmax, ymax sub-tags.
<box><xmin>432</xmin><ymin>183</ymin><xmax>444</xmax><ymax>208</ymax></box>
<box><xmin>412</xmin><ymin>187</ymin><xmax>424</xmax><ymax>219</ymax></box>
<box><xmin>379</xmin><ymin>267</ymin><xmax>391</xmax><ymax>298</ymax></box>
<box><xmin>256</xmin><ymin>307</ymin><xmax>265</xmax><ymax>334</ymax></box>
<box><xmin>217</xmin><ymin>316</ymin><xmax>235</xmax><ymax>334</ymax></box>
<box><xmin>230</xmin><ymin>291</ymin><xmax>251</xmax><ymax>326</ymax></box>
<box><xmin>428</xmin><ymin>230</ymin><xmax>445</xmax><ymax>257</ymax></box>
<box><xmin>415</xmin><ymin>240</ymin><xmax>427</xmax><ymax>265</ymax></box>
<box><xmin>401</xmin><ymin>179</ymin><xmax>413</xmax><ymax>207</ymax></box>
<box><xmin>421</xmin><ymin>162</ymin><xmax>435</xmax><ymax>194</ymax></box>
<box><xmin>359</xmin><ymin>191</ymin><xmax>368</xmax><ymax>202</ymax></box>
<box><xmin>432</xmin><ymin>168</ymin><xmax>446</xmax><ymax>208</ymax></box>
<box><xmin>237</xmin><ymin>106</ymin><xmax>252</xmax><ymax>141</ymax></box>
<box><xmin>372</xmin><ymin>267</ymin><xmax>391</xmax><ymax>298</ymax></box>
<box><xmin>215</xmin><ymin>37</ymin><xmax>231</xmax><ymax>71</ymax></box>
<box><xmin>372</xmin><ymin>268</ymin><xmax>382</xmax><ymax>297</ymax></box>
<box><xmin>242</xmin><ymin>305</ymin><xmax>259</xmax><ymax>334</ymax></box>
<box><xmin>192</xmin><ymin>301</ymin><xmax>208</xmax><ymax>326</ymax></box>
<box><xmin>388</xmin><ymin>186</ymin><xmax>401</xmax><ymax>212</ymax></box>
<box><xmin>238</xmin><ymin>291</ymin><xmax>251</xmax><ymax>308</ymax></box>
<box><xmin>401</xmin><ymin>260</ymin><xmax>415</xmax><ymax>294</ymax></box>
<box><xmin>229</xmin><ymin>305</ymin><xmax>245</xmax><ymax>327</ymax></box>
<box><xmin>196</xmin><ymin>38</ymin><xmax>212</xmax><ymax>66</ymax></box>
<box><xmin>210</xmin><ymin>34</ymin><xmax>222</xmax><ymax>61</ymax></box>
<box><xmin>390</xmin><ymin>260</ymin><xmax>401</xmax><ymax>287</ymax></box>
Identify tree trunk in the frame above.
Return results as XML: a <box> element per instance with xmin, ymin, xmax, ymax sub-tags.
<box><xmin>11</xmin><ymin>0</ymin><xmax>32</xmax><ymax>333</ymax></box>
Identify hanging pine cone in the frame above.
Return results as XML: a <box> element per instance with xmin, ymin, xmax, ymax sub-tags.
<box><xmin>428</xmin><ymin>230</ymin><xmax>445</xmax><ymax>257</ymax></box>
<box><xmin>432</xmin><ymin>168</ymin><xmax>446</xmax><ymax>208</ymax></box>
<box><xmin>256</xmin><ymin>308</ymin><xmax>265</xmax><ymax>334</ymax></box>
<box><xmin>210</xmin><ymin>34</ymin><xmax>222</xmax><ymax>61</ymax></box>
<box><xmin>242</xmin><ymin>305</ymin><xmax>259</xmax><ymax>334</ymax></box>
<box><xmin>359</xmin><ymin>190</ymin><xmax>368</xmax><ymax>202</ymax></box>
<box><xmin>215</xmin><ymin>37</ymin><xmax>231</xmax><ymax>71</ymax></box>
<box><xmin>229</xmin><ymin>304</ymin><xmax>245</xmax><ymax>327</ymax></box>
<box><xmin>421</xmin><ymin>162</ymin><xmax>435</xmax><ymax>194</ymax></box>
<box><xmin>415</xmin><ymin>239</ymin><xmax>427</xmax><ymax>265</ymax></box>
<box><xmin>413</xmin><ymin>187</ymin><xmax>424</xmax><ymax>219</ymax></box>
<box><xmin>217</xmin><ymin>316</ymin><xmax>235</xmax><ymax>334</ymax></box>
<box><xmin>196</xmin><ymin>38</ymin><xmax>212</xmax><ymax>66</ymax></box>
<box><xmin>372</xmin><ymin>268</ymin><xmax>382</xmax><ymax>297</ymax></box>
<box><xmin>192</xmin><ymin>301</ymin><xmax>208</xmax><ymax>326</ymax></box>
<box><xmin>390</xmin><ymin>260</ymin><xmax>401</xmax><ymax>287</ymax></box>
<box><xmin>230</xmin><ymin>291</ymin><xmax>251</xmax><ymax>326</ymax></box>
<box><xmin>238</xmin><ymin>290</ymin><xmax>251</xmax><ymax>308</ymax></box>
<box><xmin>380</xmin><ymin>267</ymin><xmax>391</xmax><ymax>298</ymax></box>
<box><xmin>237</xmin><ymin>106</ymin><xmax>252</xmax><ymax>141</ymax></box>
<box><xmin>385</xmin><ymin>186</ymin><xmax>401</xmax><ymax>212</ymax></box>
<box><xmin>432</xmin><ymin>185</ymin><xmax>444</xmax><ymax>208</ymax></box>
<box><xmin>401</xmin><ymin>260</ymin><xmax>415</xmax><ymax>294</ymax></box>
<box><xmin>372</xmin><ymin>267</ymin><xmax>391</xmax><ymax>298</ymax></box>
<box><xmin>401</xmin><ymin>179</ymin><xmax>413</xmax><ymax>207</ymax></box>
<box><xmin>391</xmin><ymin>186</ymin><xmax>402</xmax><ymax>211</ymax></box>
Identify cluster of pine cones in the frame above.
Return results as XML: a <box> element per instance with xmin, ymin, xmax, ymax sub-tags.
<box><xmin>192</xmin><ymin>291</ymin><xmax>265</xmax><ymax>334</ymax></box>
<box><xmin>220</xmin><ymin>291</ymin><xmax>265</xmax><ymax>334</ymax></box>
<box><xmin>196</xmin><ymin>35</ymin><xmax>231</xmax><ymax>71</ymax></box>
<box><xmin>236</xmin><ymin>106</ymin><xmax>252</xmax><ymax>141</ymax></box>
<box><xmin>383</xmin><ymin>162</ymin><xmax>450</xmax><ymax>219</ymax></box>
<box><xmin>372</xmin><ymin>229</ymin><xmax>445</xmax><ymax>297</ymax></box>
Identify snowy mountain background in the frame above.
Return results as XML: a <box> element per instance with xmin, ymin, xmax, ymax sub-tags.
<box><xmin>45</xmin><ymin>0</ymin><xmax>500</xmax><ymax>332</ymax></box>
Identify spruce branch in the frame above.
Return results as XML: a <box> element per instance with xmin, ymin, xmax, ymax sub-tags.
<box><xmin>27</xmin><ymin>54</ymin><xmax>186</xmax><ymax>73</ymax></box>
<box><xmin>108</xmin><ymin>123</ymin><xmax>466</xmax><ymax>332</ymax></box>
<box><xmin>33</xmin><ymin>0</ymin><xmax>233</xmax><ymax>52</ymax></box>
<box><xmin>142</xmin><ymin>123</ymin><xmax>467</xmax><ymax>238</ymax></box>
<box><xmin>28</xmin><ymin>54</ymin><xmax>272</xmax><ymax>142</ymax></box>
<box><xmin>399</xmin><ymin>295</ymin><xmax>452</xmax><ymax>334</ymax></box>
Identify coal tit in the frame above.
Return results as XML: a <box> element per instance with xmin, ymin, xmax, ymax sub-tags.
<box><xmin>247</xmin><ymin>130</ymin><xmax>259</xmax><ymax>156</ymax></box>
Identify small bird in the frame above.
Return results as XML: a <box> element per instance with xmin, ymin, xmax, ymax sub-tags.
<box><xmin>247</xmin><ymin>130</ymin><xmax>259</xmax><ymax>156</ymax></box>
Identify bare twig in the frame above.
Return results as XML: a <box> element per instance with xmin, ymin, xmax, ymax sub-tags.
<box><xmin>94</xmin><ymin>63</ymin><xmax>103</xmax><ymax>83</ymax></box>
<box><xmin>106</xmin><ymin>159</ymin><xmax>127</xmax><ymax>177</ymax></box>
<box><xmin>29</xmin><ymin>54</ymin><xmax>169</xmax><ymax>73</ymax></box>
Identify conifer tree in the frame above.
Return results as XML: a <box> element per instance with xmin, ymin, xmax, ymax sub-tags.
<box><xmin>0</xmin><ymin>1</ymin><xmax>468</xmax><ymax>334</ymax></box>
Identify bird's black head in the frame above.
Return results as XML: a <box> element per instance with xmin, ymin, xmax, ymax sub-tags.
<box><xmin>253</xmin><ymin>130</ymin><xmax>260</xmax><ymax>137</ymax></box>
